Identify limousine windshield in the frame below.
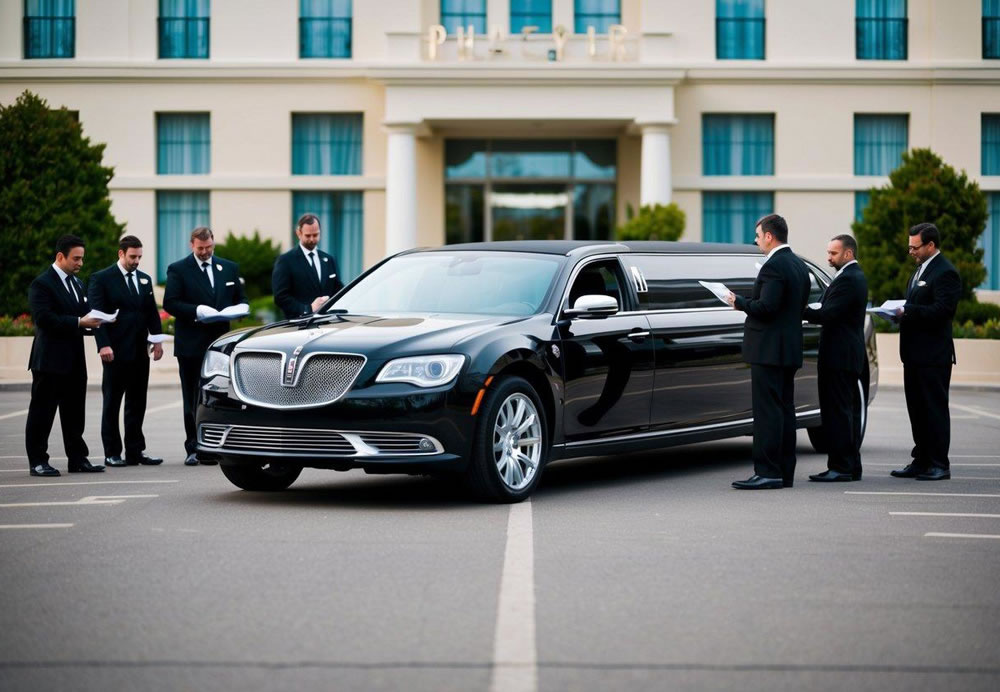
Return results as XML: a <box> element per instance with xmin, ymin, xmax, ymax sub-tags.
<box><xmin>327</xmin><ymin>251</ymin><xmax>562</xmax><ymax>316</ymax></box>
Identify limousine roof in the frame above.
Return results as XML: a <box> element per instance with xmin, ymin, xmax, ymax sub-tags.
<box><xmin>421</xmin><ymin>240</ymin><xmax>761</xmax><ymax>257</ymax></box>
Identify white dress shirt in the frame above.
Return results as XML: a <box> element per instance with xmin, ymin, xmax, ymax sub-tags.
<box><xmin>761</xmin><ymin>243</ymin><xmax>790</xmax><ymax>266</ymax></box>
<box><xmin>195</xmin><ymin>253</ymin><xmax>215</xmax><ymax>289</ymax></box>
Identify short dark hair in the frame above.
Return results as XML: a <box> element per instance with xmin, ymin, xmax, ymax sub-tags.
<box><xmin>119</xmin><ymin>235</ymin><xmax>143</xmax><ymax>252</ymax></box>
<box><xmin>190</xmin><ymin>226</ymin><xmax>213</xmax><ymax>242</ymax></box>
<box><xmin>909</xmin><ymin>222</ymin><xmax>940</xmax><ymax>249</ymax></box>
<box><xmin>832</xmin><ymin>234</ymin><xmax>858</xmax><ymax>257</ymax></box>
<box><xmin>756</xmin><ymin>214</ymin><xmax>788</xmax><ymax>244</ymax></box>
<box><xmin>296</xmin><ymin>213</ymin><xmax>321</xmax><ymax>231</ymax></box>
<box><xmin>55</xmin><ymin>234</ymin><xmax>85</xmax><ymax>258</ymax></box>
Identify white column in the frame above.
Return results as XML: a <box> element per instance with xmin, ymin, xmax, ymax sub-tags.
<box><xmin>385</xmin><ymin>125</ymin><xmax>418</xmax><ymax>256</ymax></box>
<box><xmin>639</xmin><ymin>124</ymin><xmax>673</xmax><ymax>207</ymax></box>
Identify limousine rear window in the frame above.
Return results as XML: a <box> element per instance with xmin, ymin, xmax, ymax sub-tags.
<box><xmin>628</xmin><ymin>255</ymin><xmax>760</xmax><ymax>311</ymax></box>
<box><xmin>327</xmin><ymin>252</ymin><xmax>561</xmax><ymax>316</ymax></box>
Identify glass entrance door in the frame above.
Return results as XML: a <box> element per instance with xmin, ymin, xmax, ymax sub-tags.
<box><xmin>490</xmin><ymin>184</ymin><xmax>568</xmax><ymax>241</ymax></box>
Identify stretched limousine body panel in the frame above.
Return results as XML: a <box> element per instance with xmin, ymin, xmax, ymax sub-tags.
<box><xmin>197</xmin><ymin>241</ymin><xmax>878</xmax><ymax>501</ymax></box>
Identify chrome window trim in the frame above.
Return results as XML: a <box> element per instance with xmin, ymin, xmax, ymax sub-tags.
<box><xmin>198</xmin><ymin>423</ymin><xmax>444</xmax><ymax>458</ymax></box>
<box><xmin>229</xmin><ymin>348</ymin><xmax>368</xmax><ymax>411</ymax></box>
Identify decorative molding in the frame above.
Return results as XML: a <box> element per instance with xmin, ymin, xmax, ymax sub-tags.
<box><xmin>108</xmin><ymin>175</ymin><xmax>385</xmax><ymax>191</ymax></box>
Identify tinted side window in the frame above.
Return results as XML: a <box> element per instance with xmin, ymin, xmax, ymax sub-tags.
<box><xmin>566</xmin><ymin>259</ymin><xmax>625</xmax><ymax>310</ymax></box>
<box><xmin>628</xmin><ymin>255</ymin><xmax>760</xmax><ymax>310</ymax></box>
<box><xmin>806</xmin><ymin>267</ymin><xmax>827</xmax><ymax>303</ymax></box>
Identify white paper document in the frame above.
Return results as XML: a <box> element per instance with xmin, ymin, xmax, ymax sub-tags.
<box><xmin>866</xmin><ymin>299</ymin><xmax>906</xmax><ymax>321</ymax></box>
<box><xmin>807</xmin><ymin>302</ymin><xmax>823</xmax><ymax>310</ymax></box>
<box><xmin>146</xmin><ymin>333</ymin><xmax>173</xmax><ymax>344</ymax></box>
<box><xmin>84</xmin><ymin>309</ymin><xmax>118</xmax><ymax>324</ymax></box>
<box><xmin>197</xmin><ymin>303</ymin><xmax>250</xmax><ymax>323</ymax></box>
<box><xmin>698</xmin><ymin>280</ymin><xmax>733</xmax><ymax>306</ymax></box>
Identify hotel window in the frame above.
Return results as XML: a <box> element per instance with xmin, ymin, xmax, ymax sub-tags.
<box><xmin>703</xmin><ymin>114</ymin><xmax>774</xmax><ymax>176</ymax></box>
<box><xmin>983</xmin><ymin>193</ymin><xmax>1000</xmax><ymax>290</ymax></box>
<box><xmin>855</xmin><ymin>190</ymin><xmax>871</xmax><ymax>222</ymax></box>
<box><xmin>291</xmin><ymin>114</ymin><xmax>362</xmax><ymax>175</ymax></box>
<box><xmin>441</xmin><ymin>0</ymin><xmax>486</xmax><ymax>34</ymax></box>
<box><xmin>716</xmin><ymin>0</ymin><xmax>765</xmax><ymax>59</ymax></box>
<box><xmin>23</xmin><ymin>0</ymin><xmax>75</xmax><ymax>58</ymax></box>
<box><xmin>856</xmin><ymin>0</ymin><xmax>907</xmax><ymax>60</ymax></box>
<box><xmin>159</xmin><ymin>0</ymin><xmax>210</xmax><ymax>59</ymax></box>
<box><xmin>986</xmin><ymin>0</ymin><xmax>1000</xmax><ymax>58</ymax></box>
<box><xmin>854</xmin><ymin>114</ymin><xmax>908</xmax><ymax>175</ymax></box>
<box><xmin>300</xmin><ymin>0</ymin><xmax>352</xmax><ymax>58</ymax></box>
<box><xmin>983</xmin><ymin>114</ymin><xmax>1000</xmax><ymax>175</ymax></box>
<box><xmin>156</xmin><ymin>191</ymin><xmax>210</xmax><ymax>282</ymax></box>
<box><xmin>511</xmin><ymin>0</ymin><xmax>552</xmax><ymax>34</ymax></box>
<box><xmin>575</xmin><ymin>0</ymin><xmax>620</xmax><ymax>34</ymax></box>
<box><xmin>157</xmin><ymin>113</ymin><xmax>210</xmax><ymax>175</ymax></box>
<box><xmin>292</xmin><ymin>192</ymin><xmax>364</xmax><ymax>282</ymax></box>
<box><xmin>702</xmin><ymin>192</ymin><xmax>774</xmax><ymax>244</ymax></box>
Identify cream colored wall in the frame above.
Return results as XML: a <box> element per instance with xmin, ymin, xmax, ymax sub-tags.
<box><xmin>213</xmin><ymin>0</ymin><xmax>297</xmax><ymax>61</ymax></box>
<box><xmin>212</xmin><ymin>191</ymin><xmax>290</xmax><ymax>248</ymax></box>
<box><xmin>777</xmin><ymin>192</ymin><xmax>856</xmax><ymax>266</ymax></box>
<box><xmin>671</xmin><ymin>190</ymin><xmax>700</xmax><ymax>242</ymax></box>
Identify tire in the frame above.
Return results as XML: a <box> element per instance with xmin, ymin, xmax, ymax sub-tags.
<box><xmin>220</xmin><ymin>460</ymin><xmax>302</xmax><ymax>491</ymax></box>
<box><xmin>463</xmin><ymin>376</ymin><xmax>548</xmax><ymax>503</ymax></box>
<box><xmin>807</xmin><ymin>398</ymin><xmax>869</xmax><ymax>454</ymax></box>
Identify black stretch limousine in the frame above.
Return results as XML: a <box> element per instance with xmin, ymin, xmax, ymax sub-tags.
<box><xmin>196</xmin><ymin>241</ymin><xmax>878</xmax><ymax>502</ymax></box>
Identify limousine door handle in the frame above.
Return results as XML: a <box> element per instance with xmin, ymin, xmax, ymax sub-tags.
<box><xmin>626</xmin><ymin>330</ymin><xmax>650</xmax><ymax>342</ymax></box>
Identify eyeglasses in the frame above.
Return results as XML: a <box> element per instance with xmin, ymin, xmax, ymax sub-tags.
<box><xmin>907</xmin><ymin>242</ymin><xmax>926</xmax><ymax>253</ymax></box>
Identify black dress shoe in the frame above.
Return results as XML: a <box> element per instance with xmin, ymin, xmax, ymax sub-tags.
<box><xmin>915</xmin><ymin>467</ymin><xmax>950</xmax><ymax>481</ymax></box>
<box><xmin>104</xmin><ymin>456</ymin><xmax>127</xmax><ymax>467</ymax></box>
<box><xmin>890</xmin><ymin>463</ymin><xmax>925</xmax><ymax>478</ymax></box>
<box><xmin>184</xmin><ymin>453</ymin><xmax>199</xmax><ymax>466</ymax></box>
<box><xmin>732</xmin><ymin>475</ymin><xmax>783</xmax><ymax>490</ymax></box>
<box><xmin>809</xmin><ymin>469</ymin><xmax>856</xmax><ymax>482</ymax></box>
<box><xmin>127</xmin><ymin>454</ymin><xmax>163</xmax><ymax>466</ymax></box>
<box><xmin>68</xmin><ymin>460</ymin><xmax>105</xmax><ymax>473</ymax></box>
<box><xmin>29</xmin><ymin>464</ymin><xmax>61</xmax><ymax>477</ymax></box>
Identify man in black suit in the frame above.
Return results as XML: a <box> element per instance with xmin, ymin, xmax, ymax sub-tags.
<box><xmin>803</xmin><ymin>234</ymin><xmax>869</xmax><ymax>483</ymax></box>
<box><xmin>272</xmin><ymin>213</ymin><xmax>344</xmax><ymax>319</ymax></box>
<box><xmin>25</xmin><ymin>235</ymin><xmax>105</xmax><ymax>477</ymax></box>
<box><xmin>725</xmin><ymin>214</ymin><xmax>811</xmax><ymax>490</ymax></box>
<box><xmin>890</xmin><ymin>223</ymin><xmax>961</xmax><ymax>481</ymax></box>
<box><xmin>163</xmin><ymin>227</ymin><xmax>248</xmax><ymax>466</ymax></box>
<box><xmin>88</xmin><ymin>235</ymin><xmax>165</xmax><ymax>468</ymax></box>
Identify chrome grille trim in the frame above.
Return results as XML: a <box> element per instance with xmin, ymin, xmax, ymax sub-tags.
<box><xmin>198</xmin><ymin>424</ymin><xmax>444</xmax><ymax>458</ymax></box>
<box><xmin>230</xmin><ymin>349</ymin><xmax>367</xmax><ymax>410</ymax></box>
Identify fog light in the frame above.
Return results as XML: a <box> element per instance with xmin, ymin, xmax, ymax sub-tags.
<box><xmin>418</xmin><ymin>438</ymin><xmax>436</xmax><ymax>452</ymax></box>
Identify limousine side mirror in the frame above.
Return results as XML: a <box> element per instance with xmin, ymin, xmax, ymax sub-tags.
<box><xmin>564</xmin><ymin>294</ymin><xmax>619</xmax><ymax>318</ymax></box>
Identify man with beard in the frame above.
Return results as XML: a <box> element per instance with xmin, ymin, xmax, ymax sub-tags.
<box><xmin>272</xmin><ymin>213</ymin><xmax>345</xmax><ymax>320</ymax></box>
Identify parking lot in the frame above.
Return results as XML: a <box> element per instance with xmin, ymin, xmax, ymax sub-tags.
<box><xmin>0</xmin><ymin>384</ymin><xmax>998</xmax><ymax>692</ymax></box>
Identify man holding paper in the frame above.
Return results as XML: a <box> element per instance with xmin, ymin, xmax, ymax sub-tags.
<box><xmin>88</xmin><ymin>235</ymin><xmax>165</xmax><ymax>468</ymax></box>
<box><xmin>163</xmin><ymin>227</ymin><xmax>248</xmax><ymax>466</ymax></box>
<box><xmin>272</xmin><ymin>213</ymin><xmax>344</xmax><ymax>319</ymax></box>
<box><xmin>24</xmin><ymin>235</ymin><xmax>105</xmax><ymax>477</ymax></box>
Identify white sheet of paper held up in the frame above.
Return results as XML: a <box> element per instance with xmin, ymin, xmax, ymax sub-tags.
<box><xmin>198</xmin><ymin>303</ymin><xmax>250</xmax><ymax>323</ymax></box>
<box><xmin>84</xmin><ymin>309</ymin><xmax>118</xmax><ymax>324</ymax></box>
<box><xmin>698</xmin><ymin>280</ymin><xmax>733</xmax><ymax>306</ymax></box>
<box><xmin>866</xmin><ymin>299</ymin><xmax>906</xmax><ymax>321</ymax></box>
<box><xmin>146</xmin><ymin>334</ymin><xmax>173</xmax><ymax>344</ymax></box>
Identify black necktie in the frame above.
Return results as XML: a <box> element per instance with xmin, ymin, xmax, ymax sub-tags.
<box><xmin>65</xmin><ymin>276</ymin><xmax>80</xmax><ymax>303</ymax></box>
<box><xmin>201</xmin><ymin>261</ymin><xmax>213</xmax><ymax>288</ymax></box>
<box><xmin>308</xmin><ymin>251</ymin><xmax>318</xmax><ymax>280</ymax></box>
<box><xmin>126</xmin><ymin>272</ymin><xmax>138</xmax><ymax>298</ymax></box>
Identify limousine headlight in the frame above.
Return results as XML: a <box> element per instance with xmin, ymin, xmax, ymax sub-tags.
<box><xmin>376</xmin><ymin>354</ymin><xmax>465</xmax><ymax>388</ymax></box>
<box><xmin>201</xmin><ymin>350</ymin><xmax>230</xmax><ymax>379</ymax></box>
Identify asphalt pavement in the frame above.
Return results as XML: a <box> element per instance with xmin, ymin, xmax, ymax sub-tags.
<box><xmin>0</xmin><ymin>385</ymin><xmax>998</xmax><ymax>692</ymax></box>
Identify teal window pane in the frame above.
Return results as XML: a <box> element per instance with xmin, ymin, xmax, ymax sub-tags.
<box><xmin>156</xmin><ymin>190</ymin><xmax>209</xmax><ymax>283</ymax></box>
<box><xmin>987</xmin><ymin>0</ymin><xmax>1000</xmax><ymax>58</ymax></box>
<box><xmin>491</xmin><ymin>140</ymin><xmax>571</xmax><ymax>178</ymax></box>
<box><xmin>292</xmin><ymin>113</ymin><xmax>362</xmax><ymax>175</ymax></box>
<box><xmin>157</xmin><ymin>113</ymin><xmax>210</xmax><ymax>174</ymax></box>
<box><xmin>854</xmin><ymin>114</ymin><xmax>908</xmax><ymax>175</ymax></box>
<box><xmin>441</xmin><ymin>0</ymin><xmax>486</xmax><ymax>34</ymax></box>
<box><xmin>292</xmin><ymin>191</ymin><xmax>364</xmax><ymax>281</ymax></box>
<box><xmin>716</xmin><ymin>0</ymin><xmax>764</xmax><ymax>59</ymax></box>
<box><xmin>856</xmin><ymin>0</ymin><xmax>907</xmax><ymax>60</ymax></box>
<box><xmin>702</xmin><ymin>191</ymin><xmax>773</xmax><ymax>244</ymax></box>
<box><xmin>573</xmin><ymin>183</ymin><xmax>615</xmax><ymax>241</ymax></box>
<box><xmin>855</xmin><ymin>190</ymin><xmax>871</xmax><ymax>222</ymax></box>
<box><xmin>24</xmin><ymin>0</ymin><xmax>75</xmax><ymax>58</ymax></box>
<box><xmin>445</xmin><ymin>140</ymin><xmax>487</xmax><ymax>179</ymax></box>
<box><xmin>983</xmin><ymin>192</ymin><xmax>1000</xmax><ymax>290</ymax></box>
<box><xmin>983</xmin><ymin>113</ymin><xmax>1000</xmax><ymax>175</ymax></box>
<box><xmin>574</xmin><ymin>0</ymin><xmax>620</xmax><ymax>33</ymax></box>
<box><xmin>703</xmin><ymin>114</ymin><xmax>774</xmax><ymax>176</ymax></box>
<box><xmin>159</xmin><ymin>0</ymin><xmax>210</xmax><ymax>59</ymax></box>
<box><xmin>511</xmin><ymin>0</ymin><xmax>552</xmax><ymax>33</ymax></box>
<box><xmin>445</xmin><ymin>184</ymin><xmax>485</xmax><ymax>244</ymax></box>
<box><xmin>300</xmin><ymin>0</ymin><xmax>352</xmax><ymax>58</ymax></box>
<box><xmin>573</xmin><ymin>140</ymin><xmax>616</xmax><ymax>179</ymax></box>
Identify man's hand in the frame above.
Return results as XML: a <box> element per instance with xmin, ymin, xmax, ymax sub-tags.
<box><xmin>892</xmin><ymin>306</ymin><xmax>904</xmax><ymax>323</ymax></box>
<box><xmin>98</xmin><ymin>346</ymin><xmax>114</xmax><ymax>363</ymax></box>
<box><xmin>151</xmin><ymin>343</ymin><xmax>164</xmax><ymax>361</ymax></box>
<box><xmin>80</xmin><ymin>316</ymin><xmax>102</xmax><ymax>329</ymax></box>
<box><xmin>310</xmin><ymin>296</ymin><xmax>329</xmax><ymax>312</ymax></box>
<box><xmin>724</xmin><ymin>291</ymin><xmax>737</xmax><ymax>308</ymax></box>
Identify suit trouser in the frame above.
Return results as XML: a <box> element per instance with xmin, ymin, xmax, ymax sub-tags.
<box><xmin>101</xmin><ymin>352</ymin><xmax>150</xmax><ymax>458</ymax></box>
<box><xmin>750</xmin><ymin>364</ymin><xmax>798</xmax><ymax>481</ymax></box>
<box><xmin>177</xmin><ymin>355</ymin><xmax>205</xmax><ymax>455</ymax></box>
<box><xmin>25</xmin><ymin>368</ymin><xmax>89</xmax><ymax>467</ymax></box>
<box><xmin>818</xmin><ymin>366</ymin><xmax>864</xmax><ymax>476</ymax></box>
<box><xmin>904</xmin><ymin>363</ymin><xmax>952</xmax><ymax>471</ymax></box>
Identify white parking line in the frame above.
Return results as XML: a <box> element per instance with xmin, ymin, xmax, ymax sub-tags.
<box><xmin>846</xmin><ymin>491</ymin><xmax>1000</xmax><ymax>498</ymax></box>
<box><xmin>0</xmin><ymin>480</ymin><xmax>179</xmax><ymax>489</ymax></box>
<box><xmin>924</xmin><ymin>532</ymin><xmax>1000</xmax><ymax>540</ymax></box>
<box><xmin>0</xmin><ymin>523</ymin><xmax>73</xmax><ymax>530</ymax></box>
<box><xmin>891</xmin><ymin>512</ymin><xmax>1000</xmax><ymax>518</ymax></box>
<box><xmin>489</xmin><ymin>500</ymin><xmax>537</xmax><ymax>692</ymax></box>
<box><xmin>146</xmin><ymin>401</ymin><xmax>182</xmax><ymax>414</ymax></box>
<box><xmin>953</xmin><ymin>455</ymin><xmax>1000</xmax><ymax>459</ymax></box>
<box><xmin>0</xmin><ymin>494</ymin><xmax>159</xmax><ymax>508</ymax></box>
<box><xmin>951</xmin><ymin>404</ymin><xmax>1000</xmax><ymax>422</ymax></box>
<box><xmin>0</xmin><ymin>409</ymin><xmax>29</xmax><ymax>421</ymax></box>
<box><xmin>865</xmin><ymin>463</ymin><xmax>1000</xmax><ymax>467</ymax></box>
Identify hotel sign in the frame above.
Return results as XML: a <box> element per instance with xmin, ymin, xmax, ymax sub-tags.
<box><xmin>426</xmin><ymin>24</ymin><xmax>630</xmax><ymax>62</ymax></box>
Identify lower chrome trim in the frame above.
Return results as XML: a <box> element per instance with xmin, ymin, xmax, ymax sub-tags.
<box><xmin>198</xmin><ymin>423</ymin><xmax>444</xmax><ymax>458</ymax></box>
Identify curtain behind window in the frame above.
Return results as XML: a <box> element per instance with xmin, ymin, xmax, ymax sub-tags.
<box><xmin>854</xmin><ymin>114</ymin><xmax>908</xmax><ymax>175</ymax></box>
<box><xmin>511</xmin><ymin>0</ymin><xmax>552</xmax><ymax>33</ymax></box>
<box><xmin>300</xmin><ymin>0</ymin><xmax>352</xmax><ymax>58</ymax></box>
<box><xmin>157</xmin><ymin>191</ymin><xmax>210</xmax><ymax>283</ymax></box>
<box><xmin>574</xmin><ymin>0</ymin><xmax>620</xmax><ymax>34</ymax></box>
<box><xmin>24</xmin><ymin>0</ymin><xmax>74</xmax><ymax>58</ymax></box>
<box><xmin>703</xmin><ymin>114</ymin><xmax>774</xmax><ymax>176</ymax></box>
<box><xmin>982</xmin><ymin>114</ymin><xmax>1000</xmax><ymax>175</ymax></box>
<box><xmin>159</xmin><ymin>0</ymin><xmax>210</xmax><ymax>58</ymax></box>
<box><xmin>716</xmin><ymin>0</ymin><xmax>764</xmax><ymax>59</ymax></box>
<box><xmin>856</xmin><ymin>0</ymin><xmax>907</xmax><ymax>59</ymax></box>
<box><xmin>702</xmin><ymin>192</ymin><xmax>773</xmax><ymax>244</ymax></box>
<box><xmin>292</xmin><ymin>191</ymin><xmax>364</xmax><ymax>282</ymax></box>
<box><xmin>157</xmin><ymin>114</ymin><xmax>210</xmax><ymax>174</ymax></box>
<box><xmin>983</xmin><ymin>193</ymin><xmax>1000</xmax><ymax>290</ymax></box>
<box><xmin>441</xmin><ymin>0</ymin><xmax>487</xmax><ymax>34</ymax></box>
<box><xmin>292</xmin><ymin>114</ymin><xmax>362</xmax><ymax>175</ymax></box>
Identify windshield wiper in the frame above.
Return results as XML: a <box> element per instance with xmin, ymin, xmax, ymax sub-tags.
<box><xmin>301</xmin><ymin>309</ymin><xmax>349</xmax><ymax>329</ymax></box>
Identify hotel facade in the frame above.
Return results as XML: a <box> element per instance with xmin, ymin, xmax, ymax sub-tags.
<box><xmin>2</xmin><ymin>0</ymin><xmax>1000</xmax><ymax>295</ymax></box>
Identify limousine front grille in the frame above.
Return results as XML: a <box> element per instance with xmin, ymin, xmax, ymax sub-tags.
<box><xmin>198</xmin><ymin>424</ymin><xmax>443</xmax><ymax>457</ymax></box>
<box><xmin>231</xmin><ymin>351</ymin><xmax>365</xmax><ymax>409</ymax></box>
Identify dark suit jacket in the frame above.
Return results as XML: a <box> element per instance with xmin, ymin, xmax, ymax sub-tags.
<box><xmin>734</xmin><ymin>247</ymin><xmax>811</xmax><ymax>368</ymax></box>
<box><xmin>803</xmin><ymin>262</ymin><xmax>868</xmax><ymax>374</ymax></box>
<box><xmin>87</xmin><ymin>264</ymin><xmax>163</xmax><ymax>361</ymax></box>
<box><xmin>272</xmin><ymin>246</ymin><xmax>344</xmax><ymax>319</ymax></box>
<box><xmin>162</xmin><ymin>255</ymin><xmax>248</xmax><ymax>359</ymax></box>
<box><xmin>899</xmin><ymin>253</ymin><xmax>961</xmax><ymax>366</ymax></box>
<box><xmin>27</xmin><ymin>267</ymin><xmax>90</xmax><ymax>375</ymax></box>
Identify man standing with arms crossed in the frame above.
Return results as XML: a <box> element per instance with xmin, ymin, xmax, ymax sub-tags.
<box><xmin>272</xmin><ymin>213</ymin><xmax>344</xmax><ymax>320</ymax></box>
<box><xmin>725</xmin><ymin>214</ymin><xmax>811</xmax><ymax>490</ymax></box>
<box><xmin>803</xmin><ymin>235</ymin><xmax>869</xmax><ymax>482</ymax></box>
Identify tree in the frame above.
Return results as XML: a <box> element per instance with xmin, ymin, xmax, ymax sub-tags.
<box><xmin>853</xmin><ymin>148</ymin><xmax>987</xmax><ymax>306</ymax></box>
<box><xmin>214</xmin><ymin>231</ymin><xmax>281</xmax><ymax>299</ymax></box>
<box><xmin>0</xmin><ymin>90</ymin><xmax>125</xmax><ymax>315</ymax></box>
<box><xmin>616</xmin><ymin>202</ymin><xmax>685</xmax><ymax>242</ymax></box>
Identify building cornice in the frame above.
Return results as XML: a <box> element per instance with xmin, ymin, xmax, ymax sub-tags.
<box><xmin>108</xmin><ymin>175</ymin><xmax>386</xmax><ymax>192</ymax></box>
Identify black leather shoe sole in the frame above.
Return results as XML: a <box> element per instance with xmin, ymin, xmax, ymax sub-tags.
<box><xmin>915</xmin><ymin>471</ymin><xmax>950</xmax><ymax>481</ymax></box>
